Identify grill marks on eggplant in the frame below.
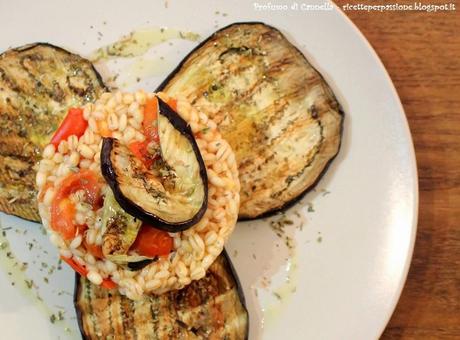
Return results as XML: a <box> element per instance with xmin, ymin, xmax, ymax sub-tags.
<box><xmin>149</xmin><ymin>299</ymin><xmax>161</xmax><ymax>339</ymax></box>
<box><xmin>84</xmin><ymin>280</ymin><xmax>102</xmax><ymax>340</ymax></box>
<box><xmin>120</xmin><ymin>298</ymin><xmax>137</xmax><ymax>339</ymax></box>
<box><xmin>75</xmin><ymin>254</ymin><xmax>248</xmax><ymax>340</ymax></box>
<box><xmin>159</xmin><ymin>22</ymin><xmax>343</xmax><ymax>219</ymax></box>
<box><xmin>0</xmin><ymin>43</ymin><xmax>106</xmax><ymax>221</ymax></box>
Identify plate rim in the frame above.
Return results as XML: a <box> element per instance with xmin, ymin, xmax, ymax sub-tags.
<box><xmin>332</xmin><ymin>3</ymin><xmax>419</xmax><ymax>338</ymax></box>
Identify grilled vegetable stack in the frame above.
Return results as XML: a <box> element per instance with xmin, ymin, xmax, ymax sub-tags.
<box><xmin>37</xmin><ymin>91</ymin><xmax>240</xmax><ymax>299</ymax></box>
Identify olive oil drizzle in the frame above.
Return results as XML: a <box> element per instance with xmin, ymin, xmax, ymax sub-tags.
<box><xmin>0</xmin><ymin>223</ymin><xmax>77</xmax><ymax>338</ymax></box>
<box><xmin>91</xmin><ymin>27</ymin><xmax>200</xmax><ymax>62</ymax></box>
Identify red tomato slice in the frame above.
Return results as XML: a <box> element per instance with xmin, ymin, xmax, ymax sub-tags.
<box><xmin>51</xmin><ymin>170</ymin><xmax>102</xmax><ymax>240</ymax></box>
<box><xmin>128</xmin><ymin>141</ymin><xmax>153</xmax><ymax>168</ymax></box>
<box><xmin>83</xmin><ymin>239</ymin><xmax>104</xmax><ymax>259</ymax></box>
<box><xmin>56</xmin><ymin>169</ymin><xmax>102</xmax><ymax>206</ymax></box>
<box><xmin>50</xmin><ymin>108</ymin><xmax>87</xmax><ymax>147</ymax></box>
<box><xmin>143</xmin><ymin>97</ymin><xmax>159</xmax><ymax>143</ymax></box>
<box><xmin>167</xmin><ymin>98</ymin><xmax>177</xmax><ymax>111</ymax></box>
<box><xmin>51</xmin><ymin>198</ymin><xmax>76</xmax><ymax>240</ymax></box>
<box><xmin>128</xmin><ymin>141</ymin><xmax>147</xmax><ymax>160</ymax></box>
<box><xmin>101</xmin><ymin>278</ymin><xmax>117</xmax><ymax>289</ymax></box>
<box><xmin>130</xmin><ymin>224</ymin><xmax>173</xmax><ymax>257</ymax></box>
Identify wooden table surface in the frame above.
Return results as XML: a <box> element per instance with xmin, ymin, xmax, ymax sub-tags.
<box><xmin>333</xmin><ymin>1</ymin><xmax>460</xmax><ymax>338</ymax></box>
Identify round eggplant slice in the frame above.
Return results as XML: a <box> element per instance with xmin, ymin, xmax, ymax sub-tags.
<box><xmin>0</xmin><ymin>43</ymin><xmax>106</xmax><ymax>222</ymax></box>
<box><xmin>101</xmin><ymin>98</ymin><xmax>207</xmax><ymax>232</ymax></box>
<box><xmin>158</xmin><ymin>22</ymin><xmax>343</xmax><ymax>220</ymax></box>
<box><xmin>74</xmin><ymin>251</ymin><xmax>248</xmax><ymax>340</ymax></box>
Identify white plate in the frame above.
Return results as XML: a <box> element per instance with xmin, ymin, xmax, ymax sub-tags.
<box><xmin>0</xmin><ymin>1</ymin><xmax>418</xmax><ymax>339</ymax></box>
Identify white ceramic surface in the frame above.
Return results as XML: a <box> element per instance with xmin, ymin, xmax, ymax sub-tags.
<box><xmin>0</xmin><ymin>1</ymin><xmax>418</xmax><ymax>339</ymax></box>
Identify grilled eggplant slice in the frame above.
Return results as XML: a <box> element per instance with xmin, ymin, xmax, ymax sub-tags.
<box><xmin>100</xmin><ymin>189</ymin><xmax>144</xmax><ymax>262</ymax></box>
<box><xmin>75</xmin><ymin>251</ymin><xmax>249</xmax><ymax>340</ymax></box>
<box><xmin>0</xmin><ymin>43</ymin><xmax>106</xmax><ymax>221</ymax></box>
<box><xmin>101</xmin><ymin>97</ymin><xmax>207</xmax><ymax>232</ymax></box>
<box><xmin>158</xmin><ymin>22</ymin><xmax>344</xmax><ymax>219</ymax></box>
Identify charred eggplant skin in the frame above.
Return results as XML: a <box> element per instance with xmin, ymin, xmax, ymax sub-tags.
<box><xmin>157</xmin><ymin>22</ymin><xmax>344</xmax><ymax>220</ymax></box>
<box><xmin>222</xmin><ymin>249</ymin><xmax>249</xmax><ymax>340</ymax></box>
<box><xmin>73</xmin><ymin>273</ymin><xmax>87</xmax><ymax>340</ymax></box>
<box><xmin>127</xmin><ymin>258</ymin><xmax>156</xmax><ymax>270</ymax></box>
<box><xmin>100</xmin><ymin>98</ymin><xmax>208</xmax><ymax>232</ymax></box>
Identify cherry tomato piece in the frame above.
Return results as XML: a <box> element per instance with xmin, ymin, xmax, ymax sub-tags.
<box><xmin>130</xmin><ymin>224</ymin><xmax>173</xmax><ymax>257</ymax></box>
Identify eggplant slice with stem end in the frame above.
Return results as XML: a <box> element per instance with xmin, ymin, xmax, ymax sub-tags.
<box><xmin>101</xmin><ymin>97</ymin><xmax>208</xmax><ymax>232</ymax></box>
<box><xmin>0</xmin><ymin>43</ymin><xmax>106</xmax><ymax>221</ymax></box>
<box><xmin>158</xmin><ymin>22</ymin><xmax>344</xmax><ymax>220</ymax></box>
<box><xmin>75</xmin><ymin>251</ymin><xmax>249</xmax><ymax>340</ymax></box>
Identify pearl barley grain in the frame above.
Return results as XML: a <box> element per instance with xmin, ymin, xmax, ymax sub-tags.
<box><xmin>43</xmin><ymin>144</ymin><xmax>55</xmax><ymax>159</ymax></box>
<box><xmin>79</xmin><ymin>144</ymin><xmax>95</xmax><ymax>159</ymax></box>
<box><xmin>88</xmin><ymin>271</ymin><xmax>103</xmax><ymax>285</ymax></box>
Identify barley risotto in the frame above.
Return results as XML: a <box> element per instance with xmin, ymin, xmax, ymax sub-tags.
<box><xmin>37</xmin><ymin>90</ymin><xmax>240</xmax><ymax>299</ymax></box>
